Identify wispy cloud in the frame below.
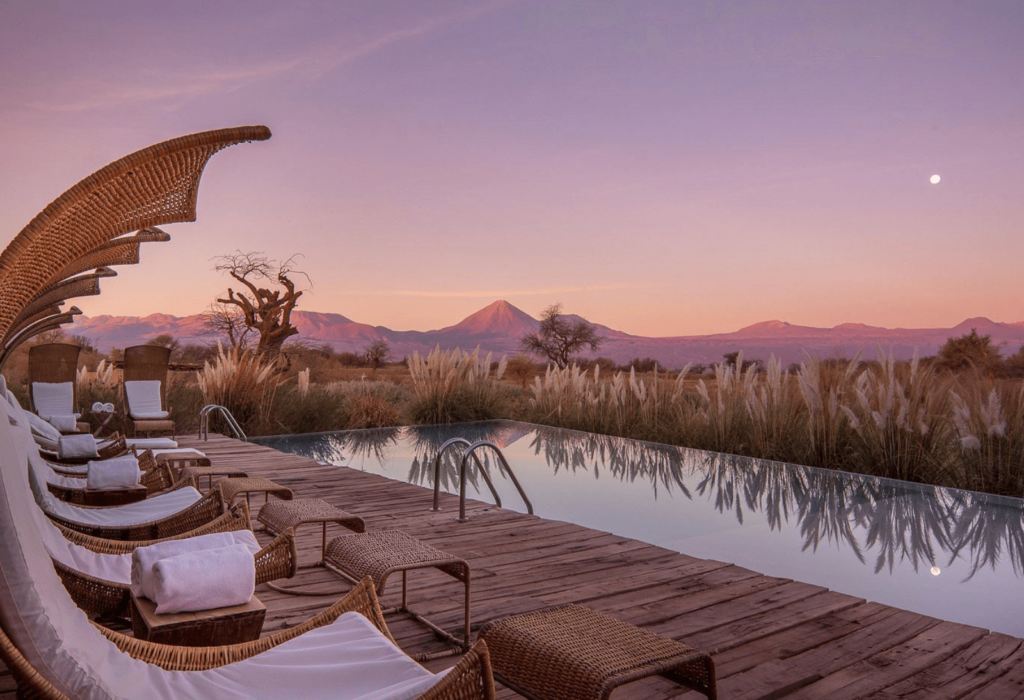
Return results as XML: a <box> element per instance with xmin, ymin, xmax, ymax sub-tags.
<box><xmin>349</xmin><ymin>284</ymin><xmax>646</xmax><ymax>299</ymax></box>
<box><xmin>22</xmin><ymin>2</ymin><xmax>508</xmax><ymax>114</ymax></box>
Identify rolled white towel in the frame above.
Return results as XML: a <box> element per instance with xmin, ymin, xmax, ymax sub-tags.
<box><xmin>131</xmin><ymin>530</ymin><xmax>261</xmax><ymax>600</ymax></box>
<box><xmin>43</xmin><ymin>414</ymin><xmax>80</xmax><ymax>433</ymax></box>
<box><xmin>86</xmin><ymin>455</ymin><xmax>141</xmax><ymax>490</ymax></box>
<box><xmin>151</xmin><ymin>544</ymin><xmax>256</xmax><ymax>614</ymax></box>
<box><xmin>58</xmin><ymin>434</ymin><xmax>99</xmax><ymax>458</ymax></box>
<box><xmin>103</xmin><ymin>402</ymin><xmax>114</xmax><ymax>413</ymax></box>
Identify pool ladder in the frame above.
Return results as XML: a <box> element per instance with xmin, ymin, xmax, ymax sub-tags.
<box><xmin>198</xmin><ymin>405</ymin><xmax>247</xmax><ymax>441</ymax></box>
<box><xmin>431</xmin><ymin>438</ymin><xmax>533</xmax><ymax>522</ymax></box>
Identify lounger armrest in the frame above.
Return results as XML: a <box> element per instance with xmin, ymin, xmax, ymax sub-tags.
<box><xmin>97</xmin><ymin>577</ymin><xmax>393</xmax><ymax>669</ymax></box>
<box><xmin>254</xmin><ymin>529</ymin><xmax>298</xmax><ymax>584</ymax></box>
<box><xmin>420</xmin><ymin>639</ymin><xmax>496</xmax><ymax>700</ymax></box>
<box><xmin>54</xmin><ymin>503</ymin><xmax>251</xmax><ymax>554</ymax></box>
<box><xmin>52</xmin><ymin>558</ymin><xmax>130</xmax><ymax>619</ymax></box>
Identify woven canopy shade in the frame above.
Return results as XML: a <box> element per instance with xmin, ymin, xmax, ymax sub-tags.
<box><xmin>0</xmin><ymin>125</ymin><xmax>272</xmax><ymax>351</ymax></box>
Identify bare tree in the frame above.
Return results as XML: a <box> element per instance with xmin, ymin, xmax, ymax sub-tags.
<box><xmin>202</xmin><ymin>301</ymin><xmax>253</xmax><ymax>350</ymax></box>
<box><xmin>520</xmin><ymin>303</ymin><xmax>602</xmax><ymax>369</ymax></box>
<box><xmin>364</xmin><ymin>339</ymin><xmax>392</xmax><ymax>369</ymax></box>
<box><xmin>212</xmin><ymin>252</ymin><xmax>310</xmax><ymax>357</ymax></box>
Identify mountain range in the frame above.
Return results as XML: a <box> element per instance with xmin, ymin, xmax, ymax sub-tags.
<box><xmin>68</xmin><ymin>300</ymin><xmax>1024</xmax><ymax>368</ymax></box>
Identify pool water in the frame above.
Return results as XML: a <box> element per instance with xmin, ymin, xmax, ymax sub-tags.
<box><xmin>254</xmin><ymin>420</ymin><xmax>1024</xmax><ymax>637</ymax></box>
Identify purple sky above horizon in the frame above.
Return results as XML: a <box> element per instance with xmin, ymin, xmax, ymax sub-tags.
<box><xmin>1</xmin><ymin>1</ymin><xmax>1022</xmax><ymax>337</ymax></box>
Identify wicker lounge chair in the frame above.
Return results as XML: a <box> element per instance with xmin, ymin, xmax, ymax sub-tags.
<box><xmin>27</xmin><ymin>342</ymin><xmax>91</xmax><ymax>433</ymax></box>
<box><xmin>0</xmin><ymin>393</ymin><xmax>495</xmax><ymax>699</ymax></box>
<box><xmin>39</xmin><ymin>501</ymin><xmax>297</xmax><ymax>620</ymax></box>
<box><xmin>122</xmin><ymin>344</ymin><xmax>176</xmax><ymax>435</ymax></box>
<box><xmin>45</xmin><ymin>450</ymin><xmax>194</xmax><ymax>505</ymax></box>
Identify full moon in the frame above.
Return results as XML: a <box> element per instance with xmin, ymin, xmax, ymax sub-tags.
<box><xmin>930</xmin><ymin>174</ymin><xmax>941</xmax><ymax>184</ymax></box>
<box><xmin>930</xmin><ymin>566</ymin><xmax>941</xmax><ymax>576</ymax></box>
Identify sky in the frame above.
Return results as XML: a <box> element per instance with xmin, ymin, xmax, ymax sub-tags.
<box><xmin>1</xmin><ymin>0</ymin><xmax>1022</xmax><ymax>337</ymax></box>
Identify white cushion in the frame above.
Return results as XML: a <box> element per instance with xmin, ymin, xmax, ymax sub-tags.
<box><xmin>132</xmin><ymin>531</ymin><xmax>261</xmax><ymax>600</ymax></box>
<box><xmin>151</xmin><ymin>448</ymin><xmax>206</xmax><ymax>459</ymax></box>
<box><xmin>34</xmin><ymin>434</ymin><xmax>60</xmax><ymax>453</ymax></box>
<box><xmin>35</xmin><ymin>504</ymin><xmax>133</xmax><ymax>584</ymax></box>
<box><xmin>28</xmin><ymin>411</ymin><xmax>62</xmax><ymax>442</ymax></box>
<box><xmin>31</xmin><ymin>382</ymin><xmax>76</xmax><ymax>419</ymax></box>
<box><xmin>58</xmin><ymin>434</ymin><xmax>98</xmax><ymax>459</ymax></box>
<box><xmin>126</xmin><ymin>438</ymin><xmax>178</xmax><ymax>450</ymax></box>
<box><xmin>125</xmin><ymin>381</ymin><xmax>168</xmax><ymax>420</ymax></box>
<box><xmin>85</xmin><ymin>456</ymin><xmax>141</xmax><ymax>490</ymax></box>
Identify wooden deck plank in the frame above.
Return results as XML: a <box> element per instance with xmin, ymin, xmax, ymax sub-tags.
<box><xmin>4</xmin><ymin>432</ymin><xmax>1022</xmax><ymax>699</ymax></box>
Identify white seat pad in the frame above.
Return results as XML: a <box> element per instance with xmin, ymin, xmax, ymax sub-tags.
<box><xmin>125</xmin><ymin>381</ymin><xmax>169</xmax><ymax>420</ymax></box>
<box><xmin>32</xmin><ymin>382</ymin><xmax>76</xmax><ymax>419</ymax></box>
<box><xmin>42</xmin><ymin>483</ymin><xmax>203</xmax><ymax>527</ymax></box>
<box><xmin>126</xmin><ymin>438</ymin><xmax>178</xmax><ymax>449</ymax></box>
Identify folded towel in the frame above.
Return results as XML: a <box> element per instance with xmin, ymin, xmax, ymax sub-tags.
<box><xmin>58</xmin><ymin>434</ymin><xmax>99</xmax><ymax>458</ymax></box>
<box><xmin>28</xmin><ymin>412</ymin><xmax>62</xmax><ymax>442</ymax></box>
<box><xmin>43</xmin><ymin>414</ymin><xmax>80</xmax><ymax>433</ymax></box>
<box><xmin>91</xmin><ymin>401</ymin><xmax>115</xmax><ymax>414</ymax></box>
<box><xmin>151</xmin><ymin>543</ymin><xmax>256</xmax><ymax>614</ymax></box>
<box><xmin>131</xmin><ymin>530</ymin><xmax>261</xmax><ymax>600</ymax></box>
<box><xmin>86</xmin><ymin>455</ymin><xmax>141</xmax><ymax>490</ymax></box>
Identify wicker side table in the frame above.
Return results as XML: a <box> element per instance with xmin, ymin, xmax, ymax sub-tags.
<box><xmin>217</xmin><ymin>477</ymin><xmax>293</xmax><ymax>508</ymax></box>
<box><xmin>323</xmin><ymin>530</ymin><xmax>470</xmax><ymax>661</ymax></box>
<box><xmin>179</xmin><ymin>465</ymin><xmax>248</xmax><ymax>491</ymax></box>
<box><xmin>478</xmin><ymin>604</ymin><xmax>717</xmax><ymax>700</ymax></box>
<box><xmin>257</xmin><ymin>498</ymin><xmax>365</xmax><ymax>567</ymax></box>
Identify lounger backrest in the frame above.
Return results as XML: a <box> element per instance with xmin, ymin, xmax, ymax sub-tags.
<box><xmin>124</xmin><ymin>380</ymin><xmax>166</xmax><ymax>419</ymax></box>
<box><xmin>31</xmin><ymin>381</ymin><xmax>75</xmax><ymax>418</ymax></box>
<box><xmin>28</xmin><ymin>343</ymin><xmax>81</xmax><ymax>414</ymax></box>
<box><xmin>122</xmin><ymin>345</ymin><xmax>170</xmax><ymax>417</ymax></box>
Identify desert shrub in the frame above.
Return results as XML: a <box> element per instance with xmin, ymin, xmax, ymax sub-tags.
<box><xmin>271</xmin><ymin>383</ymin><xmax>350</xmax><ymax>435</ymax></box>
<box><xmin>340</xmin><ymin>381</ymin><xmax>405</xmax><ymax>429</ymax></box>
<box><xmin>407</xmin><ymin>347</ymin><xmax>509</xmax><ymax>424</ymax></box>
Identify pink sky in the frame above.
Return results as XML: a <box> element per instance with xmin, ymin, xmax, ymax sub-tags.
<box><xmin>1</xmin><ymin>1</ymin><xmax>1022</xmax><ymax>337</ymax></box>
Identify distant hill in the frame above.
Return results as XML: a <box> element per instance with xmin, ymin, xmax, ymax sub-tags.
<box><xmin>67</xmin><ymin>300</ymin><xmax>1024</xmax><ymax>368</ymax></box>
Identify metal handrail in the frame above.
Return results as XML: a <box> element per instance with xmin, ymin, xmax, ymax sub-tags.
<box><xmin>431</xmin><ymin>438</ymin><xmax>533</xmax><ymax>522</ymax></box>
<box><xmin>432</xmin><ymin>438</ymin><xmax>502</xmax><ymax>512</ymax></box>
<box><xmin>458</xmin><ymin>441</ymin><xmax>533</xmax><ymax>521</ymax></box>
<box><xmin>198</xmin><ymin>404</ymin><xmax>247</xmax><ymax>441</ymax></box>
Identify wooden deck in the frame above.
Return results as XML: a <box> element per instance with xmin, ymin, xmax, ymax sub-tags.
<box><xmin>7</xmin><ymin>434</ymin><xmax>1024</xmax><ymax>698</ymax></box>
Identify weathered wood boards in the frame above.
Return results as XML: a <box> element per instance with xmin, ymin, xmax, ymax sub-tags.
<box><xmin>3</xmin><ymin>432</ymin><xmax>1021</xmax><ymax>698</ymax></box>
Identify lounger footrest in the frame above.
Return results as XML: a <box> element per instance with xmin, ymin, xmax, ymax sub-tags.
<box><xmin>217</xmin><ymin>477</ymin><xmax>293</xmax><ymax>507</ymax></box>
<box><xmin>478</xmin><ymin>603</ymin><xmax>717</xmax><ymax>700</ymax></box>
<box><xmin>323</xmin><ymin>530</ymin><xmax>470</xmax><ymax>661</ymax></box>
<box><xmin>258</xmin><ymin>498</ymin><xmax>365</xmax><ymax>567</ymax></box>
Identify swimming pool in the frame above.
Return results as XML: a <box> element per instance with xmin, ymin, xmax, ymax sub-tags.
<box><xmin>254</xmin><ymin>420</ymin><xmax>1024</xmax><ymax>637</ymax></box>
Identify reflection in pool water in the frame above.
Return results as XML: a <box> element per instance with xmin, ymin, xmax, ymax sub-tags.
<box><xmin>254</xmin><ymin>420</ymin><xmax>1024</xmax><ymax>636</ymax></box>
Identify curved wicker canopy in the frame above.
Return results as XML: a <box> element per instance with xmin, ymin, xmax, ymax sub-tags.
<box><xmin>0</xmin><ymin>125</ymin><xmax>272</xmax><ymax>342</ymax></box>
<box><xmin>0</xmin><ymin>126</ymin><xmax>271</xmax><ymax>364</ymax></box>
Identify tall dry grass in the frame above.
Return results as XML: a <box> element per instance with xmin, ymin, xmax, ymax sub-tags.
<box><xmin>408</xmin><ymin>346</ymin><xmax>510</xmax><ymax>424</ymax></box>
<box><xmin>197</xmin><ymin>344</ymin><xmax>281</xmax><ymax>434</ymax></box>
<box><xmin>524</xmin><ymin>348</ymin><xmax>1024</xmax><ymax>497</ymax></box>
